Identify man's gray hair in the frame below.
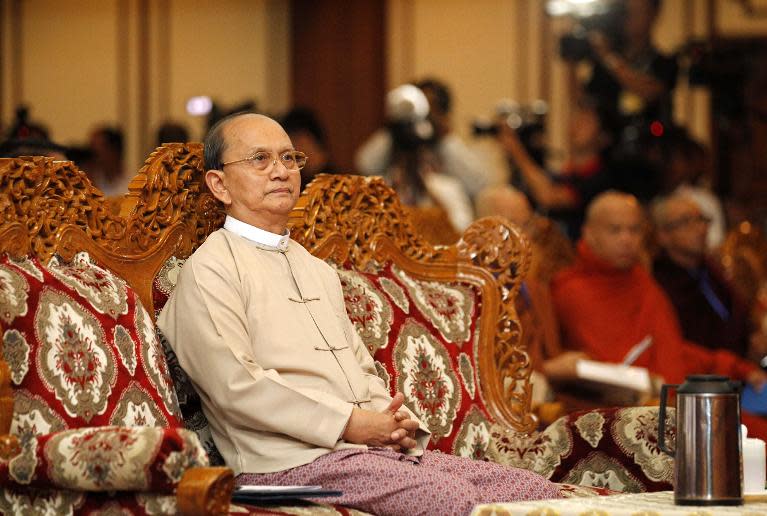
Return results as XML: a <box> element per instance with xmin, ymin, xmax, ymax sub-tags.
<box><xmin>203</xmin><ymin>111</ymin><xmax>256</xmax><ymax>171</ymax></box>
<box><xmin>651</xmin><ymin>192</ymin><xmax>700</xmax><ymax>229</ymax></box>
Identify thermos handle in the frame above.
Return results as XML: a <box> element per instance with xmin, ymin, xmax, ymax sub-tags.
<box><xmin>658</xmin><ymin>383</ymin><xmax>679</xmax><ymax>455</ymax></box>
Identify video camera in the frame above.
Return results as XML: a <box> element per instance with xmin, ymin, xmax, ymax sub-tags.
<box><xmin>384</xmin><ymin>84</ymin><xmax>436</xmax><ymax>152</ymax></box>
<box><xmin>472</xmin><ymin>99</ymin><xmax>548</xmax><ymax>166</ymax></box>
<box><xmin>550</xmin><ymin>0</ymin><xmax>626</xmax><ymax>62</ymax></box>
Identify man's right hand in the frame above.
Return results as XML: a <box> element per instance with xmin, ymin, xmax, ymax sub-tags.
<box><xmin>342</xmin><ymin>392</ymin><xmax>420</xmax><ymax>450</ymax></box>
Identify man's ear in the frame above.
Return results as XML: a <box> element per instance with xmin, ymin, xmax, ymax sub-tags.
<box><xmin>205</xmin><ymin>169</ymin><xmax>231</xmax><ymax>205</ymax></box>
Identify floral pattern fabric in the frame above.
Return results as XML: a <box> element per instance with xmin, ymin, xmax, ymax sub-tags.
<box><xmin>0</xmin><ymin>425</ymin><xmax>208</xmax><ymax>492</ymax></box>
<box><xmin>488</xmin><ymin>406</ymin><xmax>675</xmax><ymax>493</ymax></box>
<box><xmin>335</xmin><ymin>261</ymin><xmax>493</xmax><ymax>457</ymax></box>
<box><xmin>0</xmin><ymin>253</ymin><xmax>183</xmax><ymax>433</ymax></box>
<box><xmin>0</xmin><ymin>252</ymin><xmax>210</xmax><ymax>500</ymax></box>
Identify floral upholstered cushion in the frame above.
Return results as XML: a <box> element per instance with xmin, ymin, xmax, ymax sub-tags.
<box><xmin>0</xmin><ymin>253</ymin><xmax>183</xmax><ymax>433</ymax></box>
<box><xmin>0</xmin><ymin>425</ymin><xmax>207</xmax><ymax>491</ymax></box>
<box><xmin>0</xmin><ymin>487</ymin><xmax>178</xmax><ymax>515</ymax></box>
<box><xmin>487</xmin><ymin>406</ymin><xmax>675</xmax><ymax>493</ymax></box>
<box><xmin>335</xmin><ymin>262</ymin><xmax>494</xmax><ymax>458</ymax></box>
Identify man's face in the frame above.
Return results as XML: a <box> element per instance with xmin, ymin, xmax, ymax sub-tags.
<box><xmin>585</xmin><ymin>202</ymin><xmax>645</xmax><ymax>270</ymax></box>
<box><xmin>216</xmin><ymin>115</ymin><xmax>301</xmax><ymax>229</ymax></box>
<box><xmin>658</xmin><ymin>199</ymin><xmax>709</xmax><ymax>263</ymax></box>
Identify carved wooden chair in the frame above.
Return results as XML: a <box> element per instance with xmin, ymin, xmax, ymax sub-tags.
<box><xmin>403</xmin><ymin>205</ymin><xmax>462</xmax><ymax>246</ymax></box>
<box><xmin>0</xmin><ymin>155</ymin><xmax>232</xmax><ymax>515</ymax></box>
<box><xmin>0</xmin><ymin>146</ymin><xmax>676</xmax><ymax>512</ymax></box>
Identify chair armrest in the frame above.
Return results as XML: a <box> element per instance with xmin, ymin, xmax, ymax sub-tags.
<box><xmin>1</xmin><ymin>426</ymin><xmax>212</xmax><ymax>493</ymax></box>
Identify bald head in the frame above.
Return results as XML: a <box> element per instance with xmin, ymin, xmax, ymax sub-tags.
<box><xmin>475</xmin><ymin>185</ymin><xmax>533</xmax><ymax>227</ymax></box>
<box><xmin>583</xmin><ymin>191</ymin><xmax>645</xmax><ymax>270</ymax></box>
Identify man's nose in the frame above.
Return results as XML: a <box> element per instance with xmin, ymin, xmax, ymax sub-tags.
<box><xmin>270</xmin><ymin>159</ymin><xmax>290</xmax><ymax>179</ymax></box>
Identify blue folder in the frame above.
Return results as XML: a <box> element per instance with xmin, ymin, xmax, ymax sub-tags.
<box><xmin>742</xmin><ymin>384</ymin><xmax>767</xmax><ymax>416</ymax></box>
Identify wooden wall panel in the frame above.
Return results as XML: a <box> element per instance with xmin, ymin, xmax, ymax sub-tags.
<box><xmin>290</xmin><ymin>0</ymin><xmax>385</xmax><ymax>172</ymax></box>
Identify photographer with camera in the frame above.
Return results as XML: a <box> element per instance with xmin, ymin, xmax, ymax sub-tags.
<box><xmin>356</xmin><ymin>82</ymin><xmax>474</xmax><ymax>232</ymax></box>
<box><xmin>562</xmin><ymin>0</ymin><xmax>677</xmax><ymax>141</ymax></box>
<box><xmin>498</xmin><ymin>99</ymin><xmax>614</xmax><ymax>240</ymax></box>
<box><xmin>355</xmin><ymin>78</ymin><xmax>488</xmax><ymax>201</ymax></box>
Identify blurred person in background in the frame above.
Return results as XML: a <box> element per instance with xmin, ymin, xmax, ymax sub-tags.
<box><xmin>497</xmin><ymin>99</ymin><xmax>614</xmax><ymax>240</ymax></box>
<box><xmin>652</xmin><ymin>193</ymin><xmax>766</xmax><ymax>362</ymax></box>
<box><xmin>573</xmin><ymin>0</ymin><xmax>677</xmax><ymax>141</ymax></box>
<box><xmin>280</xmin><ymin>107</ymin><xmax>337</xmax><ymax>191</ymax></box>
<box><xmin>657</xmin><ymin>128</ymin><xmax>725</xmax><ymax>249</ymax></box>
<box><xmin>356</xmin><ymin>77</ymin><xmax>488</xmax><ymax>200</ymax></box>
<box><xmin>1</xmin><ymin>106</ymin><xmax>66</xmax><ymax>160</ymax></box>
<box><xmin>82</xmin><ymin>125</ymin><xmax>129</xmax><ymax>196</ymax></box>
<box><xmin>357</xmin><ymin>83</ymin><xmax>474</xmax><ymax>232</ymax></box>
<box><xmin>549</xmin><ymin>191</ymin><xmax>767</xmax><ymax>402</ymax></box>
<box><xmin>156</xmin><ymin>121</ymin><xmax>190</xmax><ymax>147</ymax></box>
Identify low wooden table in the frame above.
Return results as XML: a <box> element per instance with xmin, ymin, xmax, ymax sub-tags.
<box><xmin>472</xmin><ymin>491</ymin><xmax>767</xmax><ymax>515</ymax></box>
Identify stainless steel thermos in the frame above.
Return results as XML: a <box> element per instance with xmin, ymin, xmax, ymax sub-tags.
<box><xmin>659</xmin><ymin>374</ymin><xmax>743</xmax><ymax>505</ymax></box>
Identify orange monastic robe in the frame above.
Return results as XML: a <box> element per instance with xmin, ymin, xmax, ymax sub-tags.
<box><xmin>552</xmin><ymin>241</ymin><xmax>757</xmax><ymax>385</ymax></box>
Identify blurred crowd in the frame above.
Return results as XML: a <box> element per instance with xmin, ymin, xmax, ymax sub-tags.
<box><xmin>2</xmin><ymin>0</ymin><xmax>766</xmax><ymax>430</ymax></box>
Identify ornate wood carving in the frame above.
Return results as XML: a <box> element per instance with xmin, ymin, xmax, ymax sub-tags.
<box><xmin>0</xmin><ymin>157</ymin><xmax>126</xmax><ymax>262</ymax></box>
<box><xmin>290</xmin><ymin>174</ymin><xmax>536</xmax><ymax>433</ymax></box>
<box><xmin>177</xmin><ymin>467</ymin><xmax>235</xmax><ymax>516</ymax></box>
<box><xmin>289</xmin><ymin>174</ymin><xmax>453</xmax><ymax>267</ymax></box>
<box><xmin>119</xmin><ymin>143</ymin><xmax>225</xmax><ymax>256</ymax></box>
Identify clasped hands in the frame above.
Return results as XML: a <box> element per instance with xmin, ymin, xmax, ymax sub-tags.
<box><xmin>342</xmin><ymin>392</ymin><xmax>420</xmax><ymax>451</ymax></box>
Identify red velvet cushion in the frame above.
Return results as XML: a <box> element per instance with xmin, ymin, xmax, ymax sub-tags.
<box><xmin>0</xmin><ymin>487</ymin><xmax>178</xmax><ymax>515</ymax></box>
<box><xmin>0</xmin><ymin>425</ymin><xmax>207</xmax><ymax>491</ymax></box>
<box><xmin>335</xmin><ymin>261</ymin><xmax>494</xmax><ymax>458</ymax></box>
<box><xmin>0</xmin><ymin>253</ymin><xmax>183</xmax><ymax>435</ymax></box>
<box><xmin>488</xmin><ymin>406</ymin><xmax>675</xmax><ymax>493</ymax></box>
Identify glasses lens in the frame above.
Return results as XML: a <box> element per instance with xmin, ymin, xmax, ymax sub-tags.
<box><xmin>281</xmin><ymin>151</ymin><xmax>307</xmax><ymax>170</ymax></box>
<box><xmin>294</xmin><ymin>152</ymin><xmax>307</xmax><ymax>170</ymax></box>
<box><xmin>252</xmin><ymin>152</ymin><xmax>271</xmax><ymax>170</ymax></box>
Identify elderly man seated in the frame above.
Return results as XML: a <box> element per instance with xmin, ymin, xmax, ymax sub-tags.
<box><xmin>546</xmin><ymin>192</ymin><xmax>767</xmax><ymax>436</ymax></box>
<box><xmin>652</xmin><ymin>193</ymin><xmax>765</xmax><ymax>362</ymax></box>
<box><xmin>157</xmin><ymin>113</ymin><xmax>560</xmax><ymax>516</ymax></box>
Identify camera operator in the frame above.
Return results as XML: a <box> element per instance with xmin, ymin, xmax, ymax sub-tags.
<box><xmin>498</xmin><ymin>100</ymin><xmax>613</xmax><ymax>240</ymax></box>
<box><xmin>568</xmin><ymin>0</ymin><xmax>677</xmax><ymax>139</ymax></box>
<box><xmin>355</xmin><ymin>78</ymin><xmax>488</xmax><ymax>200</ymax></box>
<box><xmin>357</xmin><ymin>83</ymin><xmax>474</xmax><ymax>233</ymax></box>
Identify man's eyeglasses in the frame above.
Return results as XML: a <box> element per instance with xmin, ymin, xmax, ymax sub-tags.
<box><xmin>222</xmin><ymin>151</ymin><xmax>308</xmax><ymax>172</ymax></box>
<box><xmin>664</xmin><ymin>213</ymin><xmax>712</xmax><ymax>231</ymax></box>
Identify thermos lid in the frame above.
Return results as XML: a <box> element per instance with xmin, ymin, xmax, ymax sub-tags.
<box><xmin>678</xmin><ymin>374</ymin><xmax>740</xmax><ymax>394</ymax></box>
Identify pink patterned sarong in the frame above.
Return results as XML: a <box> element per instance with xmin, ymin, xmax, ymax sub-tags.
<box><xmin>236</xmin><ymin>448</ymin><xmax>561</xmax><ymax>516</ymax></box>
